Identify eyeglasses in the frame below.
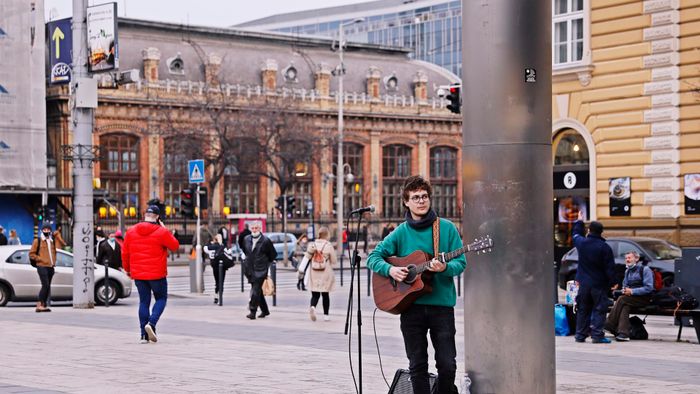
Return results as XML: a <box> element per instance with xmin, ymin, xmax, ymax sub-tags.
<box><xmin>409</xmin><ymin>194</ymin><xmax>430</xmax><ymax>203</ymax></box>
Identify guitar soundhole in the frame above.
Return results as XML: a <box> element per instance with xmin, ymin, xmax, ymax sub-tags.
<box><xmin>404</xmin><ymin>264</ymin><xmax>418</xmax><ymax>284</ymax></box>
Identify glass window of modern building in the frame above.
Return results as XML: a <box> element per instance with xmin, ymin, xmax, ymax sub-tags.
<box><xmin>236</xmin><ymin>0</ymin><xmax>588</xmax><ymax>78</ymax></box>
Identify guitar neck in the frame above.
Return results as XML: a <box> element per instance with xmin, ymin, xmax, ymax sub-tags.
<box><xmin>414</xmin><ymin>244</ymin><xmax>476</xmax><ymax>275</ymax></box>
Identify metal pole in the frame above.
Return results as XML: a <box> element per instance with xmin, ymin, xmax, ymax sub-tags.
<box><xmin>282</xmin><ymin>194</ymin><xmax>289</xmax><ymax>266</ymax></box>
<box><xmin>71</xmin><ymin>0</ymin><xmax>95</xmax><ymax>309</ymax></box>
<box><xmin>336</xmin><ymin>27</ymin><xmax>345</xmax><ymax>262</ymax></box>
<box><xmin>271</xmin><ymin>261</ymin><xmax>277</xmax><ymax>307</ymax></box>
<box><xmin>462</xmin><ymin>1</ymin><xmax>554</xmax><ymax>393</ymax></box>
<box><xmin>104</xmin><ymin>263</ymin><xmax>109</xmax><ymax>307</ymax></box>
<box><xmin>195</xmin><ymin>184</ymin><xmax>203</xmax><ymax>293</ymax></box>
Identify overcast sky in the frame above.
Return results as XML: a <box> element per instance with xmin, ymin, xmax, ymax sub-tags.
<box><xmin>44</xmin><ymin>0</ymin><xmax>369</xmax><ymax>26</ymax></box>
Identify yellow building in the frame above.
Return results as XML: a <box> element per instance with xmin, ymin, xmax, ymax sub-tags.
<box><xmin>551</xmin><ymin>0</ymin><xmax>700</xmax><ymax>255</ymax></box>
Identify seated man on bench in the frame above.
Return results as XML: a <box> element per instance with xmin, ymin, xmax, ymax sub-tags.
<box><xmin>605</xmin><ymin>250</ymin><xmax>655</xmax><ymax>341</ymax></box>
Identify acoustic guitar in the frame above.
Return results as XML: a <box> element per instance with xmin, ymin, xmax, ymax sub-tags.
<box><xmin>372</xmin><ymin>236</ymin><xmax>493</xmax><ymax>314</ymax></box>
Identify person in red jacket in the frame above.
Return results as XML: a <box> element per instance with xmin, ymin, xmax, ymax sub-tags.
<box><xmin>122</xmin><ymin>205</ymin><xmax>179</xmax><ymax>344</ymax></box>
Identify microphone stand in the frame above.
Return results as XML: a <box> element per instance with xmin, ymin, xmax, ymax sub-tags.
<box><xmin>344</xmin><ymin>210</ymin><xmax>366</xmax><ymax>394</ymax></box>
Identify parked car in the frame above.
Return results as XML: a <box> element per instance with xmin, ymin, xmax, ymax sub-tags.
<box><xmin>0</xmin><ymin>245</ymin><xmax>132</xmax><ymax>306</ymax></box>
<box><xmin>265</xmin><ymin>232</ymin><xmax>298</xmax><ymax>264</ymax></box>
<box><xmin>558</xmin><ymin>236</ymin><xmax>680</xmax><ymax>290</ymax></box>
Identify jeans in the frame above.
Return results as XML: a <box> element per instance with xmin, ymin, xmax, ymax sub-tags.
<box><xmin>211</xmin><ymin>262</ymin><xmax>227</xmax><ymax>295</ymax></box>
<box><xmin>135</xmin><ymin>278</ymin><xmax>168</xmax><ymax>337</ymax></box>
<box><xmin>400</xmin><ymin>304</ymin><xmax>457</xmax><ymax>394</ymax></box>
<box><xmin>575</xmin><ymin>284</ymin><xmax>609</xmax><ymax>340</ymax></box>
<box><xmin>310</xmin><ymin>291</ymin><xmax>330</xmax><ymax>315</ymax></box>
<box><xmin>248</xmin><ymin>277</ymin><xmax>269</xmax><ymax>314</ymax></box>
<box><xmin>36</xmin><ymin>267</ymin><xmax>54</xmax><ymax>306</ymax></box>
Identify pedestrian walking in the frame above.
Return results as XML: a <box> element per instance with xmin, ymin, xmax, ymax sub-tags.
<box><xmin>238</xmin><ymin>224</ymin><xmax>251</xmax><ymax>251</ymax></box>
<box><xmin>240</xmin><ymin>221</ymin><xmax>276</xmax><ymax>320</ymax></box>
<box><xmin>572</xmin><ymin>213</ymin><xmax>616</xmax><ymax>344</ymax></box>
<box><xmin>204</xmin><ymin>234</ymin><xmax>235</xmax><ymax>304</ymax></box>
<box><xmin>114</xmin><ymin>230</ymin><xmax>124</xmax><ymax>248</ymax></box>
<box><xmin>303</xmin><ymin>227</ymin><xmax>336</xmax><ymax>321</ymax></box>
<box><xmin>362</xmin><ymin>225</ymin><xmax>369</xmax><ymax>254</ymax></box>
<box><xmin>96</xmin><ymin>231</ymin><xmax>122</xmax><ymax>270</ymax></box>
<box><xmin>8</xmin><ymin>229</ymin><xmax>21</xmax><ymax>245</ymax></box>
<box><xmin>0</xmin><ymin>226</ymin><xmax>8</xmax><ymax>246</ymax></box>
<box><xmin>368</xmin><ymin>175</ymin><xmax>466</xmax><ymax>393</ymax></box>
<box><xmin>53</xmin><ymin>224</ymin><xmax>67</xmax><ymax>250</ymax></box>
<box><xmin>122</xmin><ymin>205</ymin><xmax>179</xmax><ymax>343</ymax></box>
<box><xmin>29</xmin><ymin>224</ymin><xmax>57</xmax><ymax>312</ymax></box>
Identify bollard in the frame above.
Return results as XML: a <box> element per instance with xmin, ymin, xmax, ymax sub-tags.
<box><xmin>104</xmin><ymin>263</ymin><xmax>109</xmax><ymax>307</ymax></box>
<box><xmin>457</xmin><ymin>273</ymin><xmax>461</xmax><ymax>297</ymax></box>
<box><xmin>366</xmin><ymin>266</ymin><xmax>371</xmax><ymax>297</ymax></box>
<box><xmin>218</xmin><ymin>261</ymin><xmax>224</xmax><ymax>306</ymax></box>
<box><xmin>340</xmin><ymin>251</ymin><xmax>344</xmax><ymax>286</ymax></box>
<box><xmin>553</xmin><ymin>261</ymin><xmax>559</xmax><ymax>305</ymax></box>
<box><xmin>271</xmin><ymin>262</ymin><xmax>277</xmax><ymax>307</ymax></box>
<box><xmin>189</xmin><ymin>259</ymin><xmax>198</xmax><ymax>293</ymax></box>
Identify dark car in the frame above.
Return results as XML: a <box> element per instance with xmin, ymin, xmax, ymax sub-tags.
<box><xmin>557</xmin><ymin>237</ymin><xmax>680</xmax><ymax>290</ymax></box>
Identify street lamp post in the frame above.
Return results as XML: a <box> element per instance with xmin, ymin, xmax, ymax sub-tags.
<box><xmin>336</xmin><ymin>18</ymin><xmax>363</xmax><ymax>259</ymax></box>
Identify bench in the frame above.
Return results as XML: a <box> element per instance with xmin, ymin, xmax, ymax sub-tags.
<box><xmin>629</xmin><ymin>305</ymin><xmax>700</xmax><ymax>343</ymax></box>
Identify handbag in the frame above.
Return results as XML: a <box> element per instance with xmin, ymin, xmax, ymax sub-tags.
<box><xmin>262</xmin><ymin>276</ymin><xmax>275</xmax><ymax>296</ymax></box>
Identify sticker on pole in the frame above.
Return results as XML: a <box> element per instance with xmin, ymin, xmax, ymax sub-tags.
<box><xmin>188</xmin><ymin>159</ymin><xmax>205</xmax><ymax>184</ymax></box>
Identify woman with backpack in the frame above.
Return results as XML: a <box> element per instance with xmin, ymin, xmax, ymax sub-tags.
<box><xmin>302</xmin><ymin>227</ymin><xmax>336</xmax><ymax>321</ymax></box>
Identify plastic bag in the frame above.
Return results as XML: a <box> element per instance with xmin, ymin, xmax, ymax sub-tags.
<box><xmin>554</xmin><ymin>304</ymin><xmax>570</xmax><ymax>336</ymax></box>
<box><xmin>262</xmin><ymin>276</ymin><xmax>275</xmax><ymax>296</ymax></box>
<box><xmin>565</xmin><ymin>280</ymin><xmax>579</xmax><ymax>305</ymax></box>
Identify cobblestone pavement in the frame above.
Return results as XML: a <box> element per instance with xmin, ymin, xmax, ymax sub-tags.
<box><xmin>0</xmin><ymin>266</ymin><xmax>698</xmax><ymax>393</ymax></box>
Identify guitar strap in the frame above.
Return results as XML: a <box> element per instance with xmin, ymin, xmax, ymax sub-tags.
<box><xmin>432</xmin><ymin>217</ymin><xmax>440</xmax><ymax>260</ymax></box>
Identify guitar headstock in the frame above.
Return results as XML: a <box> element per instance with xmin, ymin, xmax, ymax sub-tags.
<box><xmin>469</xmin><ymin>235</ymin><xmax>493</xmax><ymax>255</ymax></box>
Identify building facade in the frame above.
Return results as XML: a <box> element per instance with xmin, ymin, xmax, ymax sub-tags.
<box><xmin>551</xmin><ymin>0</ymin><xmax>700</xmax><ymax>256</ymax></box>
<box><xmin>47</xmin><ymin>18</ymin><xmax>461</xmax><ymax>239</ymax></box>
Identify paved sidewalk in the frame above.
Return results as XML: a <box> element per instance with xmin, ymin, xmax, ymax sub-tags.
<box><xmin>0</xmin><ymin>268</ymin><xmax>698</xmax><ymax>393</ymax></box>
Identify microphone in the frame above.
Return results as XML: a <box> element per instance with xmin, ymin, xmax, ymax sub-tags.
<box><xmin>350</xmin><ymin>205</ymin><xmax>375</xmax><ymax>215</ymax></box>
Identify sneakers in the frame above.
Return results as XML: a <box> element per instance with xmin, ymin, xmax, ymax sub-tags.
<box><xmin>592</xmin><ymin>337</ymin><xmax>611</xmax><ymax>344</ymax></box>
<box><xmin>258</xmin><ymin>311</ymin><xmax>270</xmax><ymax>318</ymax></box>
<box><xmin>574</xmin><ymin>337</ymin><xmax>586</xmax><ymax>343</ymax></box>
<box><xmin>615</xmin><ymin>334</ymin><xmax>630</xmax><ymax>342</ymax></box>
<box><xmin>323</xmin><ymin>314</ymin><xmax>330</xmax><ymax>322</ymax></box>
<box><xmin>144</xmin><ymin>323</ymin><xmax>158</xmax><ymax>343</ymax></box>
<box><xmin>309</xmin><ymin>306</ymin><xmax>317</xmax><ymax>321</ymax></box>
<box><xmin>139</xmin><ymin>336</ymin><xmax>149</xmax><ymax>344</ymax></box>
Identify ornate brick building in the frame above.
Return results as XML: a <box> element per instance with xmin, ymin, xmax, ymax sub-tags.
<box><xmin>47</xmin><ymin>19</ymin><xmax>461</xmax><ymax>236</ymax></box>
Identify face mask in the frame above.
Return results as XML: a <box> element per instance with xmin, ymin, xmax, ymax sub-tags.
<box><xmin>42</xmin><ymin>231</ymin><xmax>51</xmax><ymax>237</ymax></box>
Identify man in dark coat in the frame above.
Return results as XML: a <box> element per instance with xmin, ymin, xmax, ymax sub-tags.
<box><xmin>96</xmin><ymin>232</ymin><xmax>122</xmax><ymax>270</ymax></box>
<box><xmin>572</xmin><ymin>217</ymin><xmax>615</xmax><ymax>344</ymax></box>
<box><xmin>0</xmin><ymin>226</ymin><xmax>7</xmax><ymax>246</ymax></box>
<box><xmin>241</xmin><ymin>221</ymin><xmax>276</xmax><ymax>320</ymax></box>
<box><xmin>238</xmin><ymin>224</ymin><xmax>251</xmax><ymax>251</ymax></box>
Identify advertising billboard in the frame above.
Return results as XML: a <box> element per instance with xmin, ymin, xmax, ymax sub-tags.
<box><xmin>87</xmin><ymin>2</ymin><xmax>118</xmax><ymax>72</ymax></box>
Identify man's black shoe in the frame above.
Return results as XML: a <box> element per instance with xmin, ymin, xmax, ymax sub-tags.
<box><xmin>258</xmin><ymin>311</ymin><xmax>270</xmax><ymax>318</ymax></box>
<box><xmin>575</xmin><ymin>337</ymin><xmax>586</xmax><ymax>343</ymax></box>
<box><xmin>246</xmin><ymin>312</ymin><xmax>256</xmax><ymax>320</ymax></box>
<box><xmin>615</xmin><ymin>333</ymin><xmax>630</xmax><ymax>342</ymax></box>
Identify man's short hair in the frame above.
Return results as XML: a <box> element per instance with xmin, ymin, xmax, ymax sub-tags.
<box><xmin>588</xmin><ymin>221</ymin><xmax>604</xmax><ymax>235</ymax></box>
<box><xmin>249</xmin><ymin>220</ymin><xmax>262</xmax><ymax>229</ymax></box>
<box><xmin>402</xmin><ymin>175</ymin><xmax>432</xmax><ymax>202</ymax></box>
<box><xmin>625</xmin><ymin>250</ymin><xmax>640</xmax><ymax>259</ymax></box>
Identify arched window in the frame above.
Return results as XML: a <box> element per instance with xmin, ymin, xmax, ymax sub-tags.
<box><xmin>332</xmin><ymin>143</ymin><xmax>364</xmax><ymax>214</ymax></box>
<box><xmin>382</xmin><ymin>144</ymin><xmax>412</xmax><ymax>218</ymax></box>
<box><xmin>430</xmin><ymin>146</ymin><xmax>458</xmax><ymax>218</ymax></box>
<box><xmin>553</xmin><ymin>129</ymin><xmax>589</xmax><ymax>165</ymax></box>
<box><xmin>163</xmin><ymin>139</ymin><xmax>190</xmax><ymax>216</ymax></box>
<box><xmin>100</xmin><ymin>134</ymin><xmax>139</xmax><ymax>211</ymax></box>
<box><xmin>224</xmin><ymin>165</ymin><xmax>259</xmax><ymax>215</ymax></box>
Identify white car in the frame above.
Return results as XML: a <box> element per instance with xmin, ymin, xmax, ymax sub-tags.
<box><xmin>0</xmin><ymin>245</ymin><xmax>132</xmax><ymax>306</ymax></box>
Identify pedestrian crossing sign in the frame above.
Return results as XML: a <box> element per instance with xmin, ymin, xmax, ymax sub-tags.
<box><xmin>188</xmin><ymin>159</ymin><xmax>205</xmax><ymax>184</ymax></box>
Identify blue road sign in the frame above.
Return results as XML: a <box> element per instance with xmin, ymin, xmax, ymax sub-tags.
<box><xmin>47</xmin><ymin>18</ymin><xmax>72</xmax><ymax>85</ymax></box>
<box><xmin>188</xmin><ymin>159</ymin><xmax>205</xmax><ymax>184</ymax></box>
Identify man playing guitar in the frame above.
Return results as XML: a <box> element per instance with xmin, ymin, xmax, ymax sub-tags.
<box><xmin>367</xmin><ymin>175</ymin><xmax>466</xmax><ymax>394</ymax></box>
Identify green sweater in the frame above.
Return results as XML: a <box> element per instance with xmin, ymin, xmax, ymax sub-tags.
<box><xmin>368</xmin><ymin>218</ymin><xmax>466</xmax><ymax>307</ymax></box>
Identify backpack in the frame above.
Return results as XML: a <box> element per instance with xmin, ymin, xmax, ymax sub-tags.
<box><xmin>646</xmin><ymin>266</ymin><xmax>663</xmax><ymax>291</ymax></box>
<box><xmin>629</xmin><ymin>316</ymin><xmax>648</xmax><ymax>340</ymax></box>
<box><xmin>29</xmin><ymin>239</ymin><xmax>41</xmax><ymax>267</ymax></box>
<box><xmin>310</xmin><ymin>242</ymin><xmax>328</xmax><ymax>271</ymax></box>
<box><xmin>651</xmin><ymin>287</ymin><xmax>699</xmax><ymax>310</ymax></box>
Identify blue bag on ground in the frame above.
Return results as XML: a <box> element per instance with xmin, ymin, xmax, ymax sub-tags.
<box><xmin>554</xmin><ymin>304</ymin><xmax>570</xmax><ymax>336</ymax></box>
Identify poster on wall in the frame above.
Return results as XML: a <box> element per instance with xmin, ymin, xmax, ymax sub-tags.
<box><xmin>684</xmin><ymin>174</ymin><xmax>700</xmax><ymax>214</ymax></box>
<box><xmin>609</xmin><ymin>177</ymin><xmax>631</xmax><ymax>216</ymax></box>
<box><xmin>86</xmin><ymin>2</ymin><xmax>118</xmax><ymax>72</ymax></box>
<box><xmin>558</xmin><ymin>196</ymin><xmax>588</xmax><ymax>222</ymax></box>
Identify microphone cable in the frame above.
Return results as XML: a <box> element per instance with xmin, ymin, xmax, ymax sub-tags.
<box><xmin>372</xmin><ymin>307</ymin><xmax>391</xmax><ymax>389</ymax></box>
<box><xmin>344</xmin><ymin>213</ymin><xmax>359</xmax><ymax>394</ymax></box>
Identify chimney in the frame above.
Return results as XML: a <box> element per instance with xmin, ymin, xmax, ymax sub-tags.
<box><xmin>413</xmin><ymin>70</ymin><xmax>428</xmax><ymax>102</ymax></box>
<box><xmin>261</xmin><ymin>59</ymin><xmax>278</xmax><ymax>91</ymax></box>
<box><xmin>142</xmin><ymin>47</ymin><xmax>161</xmax><ymax>83</ymax></box>
<box><xmin>205</xmin><ymin>53</ymin><xmax>222</xmax><ymax>86</ymax></box>
<box><xmin>314</xmin><ymin>62</ymin><xmax>332</xmax><ymax>97</ymax></box>
<box><xmin>366</xmin><ymin>66</ymin><xmax>381</xmax><ymax>100</ymax></box>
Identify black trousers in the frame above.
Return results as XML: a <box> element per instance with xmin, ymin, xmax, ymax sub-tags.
<box><xmin>36</xmin><ymin>266</ymin><xmax>55</xmax><ymax>306</ymax></box>
<box><xmin>310</xmin><ymin>291</ymin><xmax>330</xmax><ymax>315</ymax></box>
<box><xmin>400</xmin><ymin>304</ymin><xmax>457</xmax><ymax>394</ymax></box>
<box><xmin>211</xmin><ymin>262</ymin><xmax>227</xmax><ymax>294</ymax></box>
<box><xmin>248</xmin><ymin>277</ymin><xmax>269</xmax><ymax>314</ymax></box>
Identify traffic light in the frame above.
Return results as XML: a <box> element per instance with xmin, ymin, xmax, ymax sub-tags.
<box><xmin>180</xmin><ymin>189</ymin><xmax>195</xmax><ymax>219</ymax></box>
<box><xmin>275</xmin><ymin>196</ymin><xmax>285</xmax><ymax>212</ymax></box>
<box><xmin>35</xmin><ymin>206</ymin><xmax>45</xmax><ymax>222</ymax></box>
<box><xmin>198</xmin><ymin>187</ymin><xmax>208</xmax><ymax>210</ymax></box>
<box><xmin>446</xmin><ymin>84</ymin><xmax>461</xmax><ymax>114</ymax></box>
<box><xmin>286</xmin><ymin>195</ymin><xmax>296</xmax><ymax>214</ymax></box>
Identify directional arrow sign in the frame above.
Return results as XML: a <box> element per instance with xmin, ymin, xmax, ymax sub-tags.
<box><xmin>52</xmin><ymin>26</ymin><xmax>65</xmax><ymax>59</ymax></box>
